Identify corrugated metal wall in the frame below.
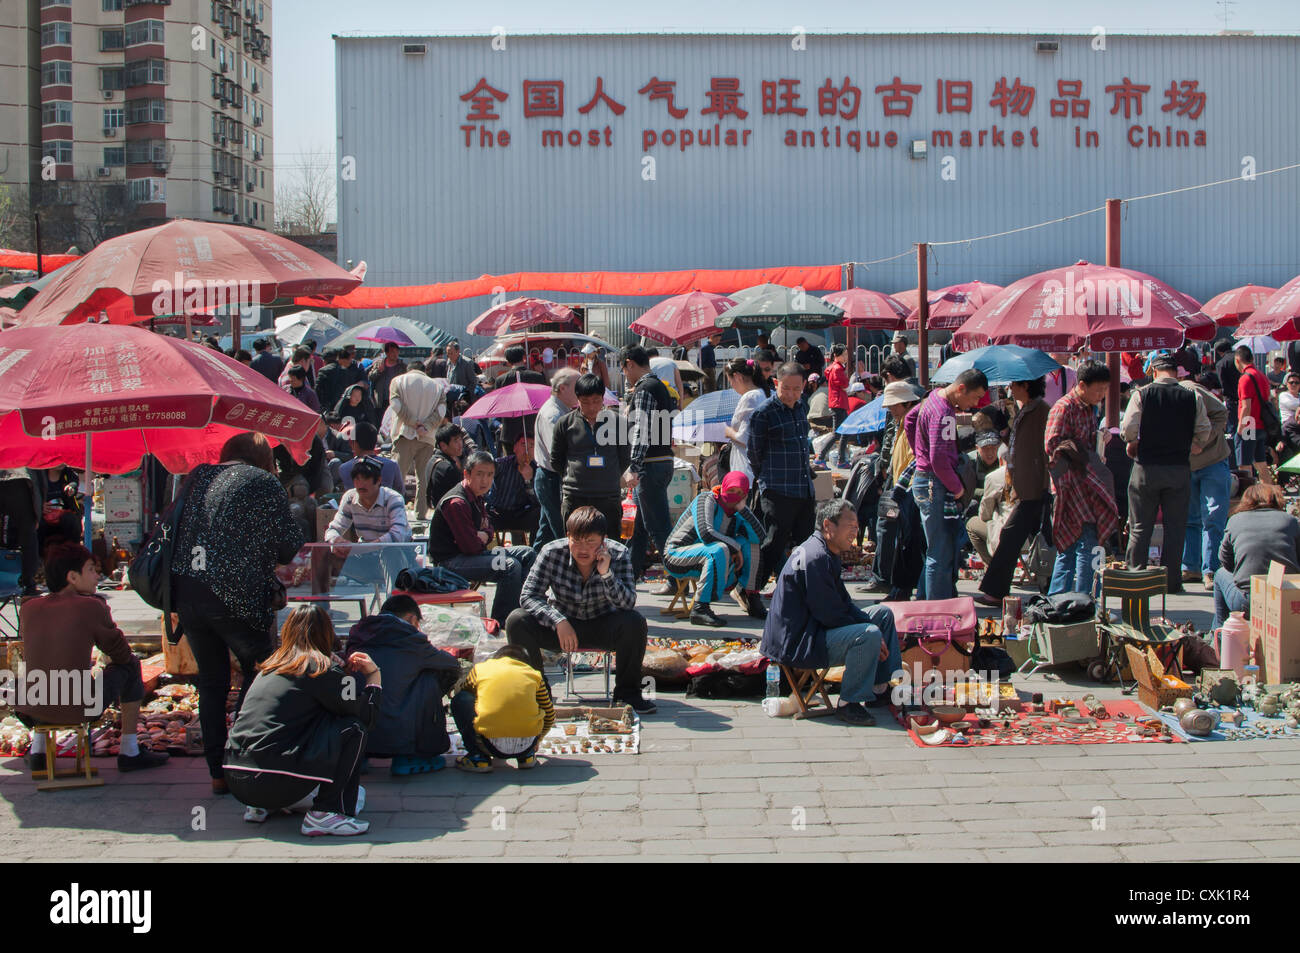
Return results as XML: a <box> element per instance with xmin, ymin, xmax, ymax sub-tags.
<box><xmin>336</xmin><ymin>33</ymin><xmax>1300</xmax><ymax>345</ymax></box>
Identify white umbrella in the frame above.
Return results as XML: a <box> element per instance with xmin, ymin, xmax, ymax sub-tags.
<box><xmin>274</xmin><ymin>310</ymin><xmax>348</xmax><ymax>347</ymax></box>
<box><xmin>1238</xmin><ymin>334</ymin><xmax>1280</xmax><ymax>354</ymax></box>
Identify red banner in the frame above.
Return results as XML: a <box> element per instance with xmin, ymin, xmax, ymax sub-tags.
<box><xmin>0</xmin><ymin>251</ymin><xmax>80</xmax><ymax>271</ymax></box>
<box><xmin>294</xmin><ymin>265</ymin><xmax>844</xmax><ymax>309</ymax></box>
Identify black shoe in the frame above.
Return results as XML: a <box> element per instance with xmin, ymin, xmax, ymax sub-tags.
<box><xmin>613</xmin><ymin>692</ymin><xmax>657</xmax><ymax>715</ymax></box>
<box><xmin>741</xmin><ymin>591</ymin><xmax>768</xmax><ymax>620</ymax></box>
<box><xmin>835</xmin><ymin>702</ymin><xmax>876</xmax><ymax>726</ymax></box>
<box><xmin>690</xmin><ymin>604</ymin><xmax>726</xmax><ymax>627</ymax></box>
<box><xmin>974</xmin><ymin>593</ymin><xmax>1001</xmax><ymax>608</ymax></box>
<box><xmin>118</xmin><ymin>749</ymin><xmax>170</xmax><ymax>772</ymax></box>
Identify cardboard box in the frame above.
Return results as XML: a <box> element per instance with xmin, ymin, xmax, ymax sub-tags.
<box><xmin>813</xmin><ymin>470</ymin><xmax>834</xmax><ymax>501</ymax></box>
<box><xmin>1250</xmin><ymin>562</ymin><xmax>1300</xmax><ymax>684</ymax></box>
<box><xmin>104</xmin><ymin>521</ymin><xmax>142</xmax><ymax>548</ymax></box>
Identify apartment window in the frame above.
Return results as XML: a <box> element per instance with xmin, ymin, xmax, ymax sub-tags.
<box><xmin>125</xmin><ymin>59</ymin><xmax>167</xmax><ymax>87</ymax></box>
<box><xmin>40</xmin><ymin>0</ymin><xmax>71</xmax><ymax>7</ymax></box>
<box><xmin>42</xmin><ymin>140</ymin><xmax>73</xmax><ymax>164</ymax></box>
<box><xmin>125</xmin><ymin>140</ymin><xmax>165</xmax><ymax>164</ymax></box>
<box><xmin>260</xmin><ymin>170</ymin><xmax>265</xmax><ymax>188</ymax></box>
<box><xmin>104</xmin><ymin>147</ymin><xmax>125</xmax><ymax>167</ymax></box>
<box><xmin>100</xmin><ymin>67</ymin><xmax>125</xmax><ymax>91</ymax></box>
<box><xmin>125</xmin><ymin>98</ymin><xmax>167</xmax><ymax>124</ymax></box>
<box><xmin>210</xmin><ymin>37</ymin><xmax>216</xmax><ymax>58</ymax></box>
<box><xmin>103</xmin><ymin>0</ymin><xmax>124</xmax><ymax>9</ymax></box>
<box><xmin>101</xmin><ymin>28</ymin><xmax>125</xmax><ymax>51</ymax></box>
<box><xmin>41</xmin><ymin>101</ymin><xmax>73</xmax><ymax>125</ymax></box>
<box><xmin>103</xmin><ymin>107</ymin><xmax>125</xmax><ymax>129</ymax></box>
<box><xmin>124</xmin><ymin>20</ymin><xmax>165</xmax><ymax>46</ymax></box>
<box><xmin>41</xmin><ymin>23</ymin><xmax>72</xmax><ymax>46</ymax></box>
<box><xmin>41</xmin><ymin>61</ymin><xmax>72</xmax><ymax>86</ymax></box>
<box><xmin>127</xmin><ymin>177</ymin><xmax>164</xmax><ymax>204</ymax></box>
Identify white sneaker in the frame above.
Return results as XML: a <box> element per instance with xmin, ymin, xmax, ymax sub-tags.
<box><xmin>243</xmin><ymin>806</ymin><xmax>270</xmax><ymax>824</ymax></box>
<box><xmin>355</xmin><ymin>786</ymin><xmax>366</xmax><ymax>814</ymax></box>
<box><xmin>301</xmin><ymin>811</ymin><xmax>369</xmax><ymax>837</ymax></box>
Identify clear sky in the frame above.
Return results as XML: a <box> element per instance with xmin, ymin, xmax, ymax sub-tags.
<box><xmin>273</xmin><ymin>0</ymin><xmax>1300</xmax><ymax>178</ymax></box>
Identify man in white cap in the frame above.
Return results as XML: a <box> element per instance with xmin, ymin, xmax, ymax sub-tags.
<box><xmin>891</xmin><ymin>332</ymin><xmax>917</xmax><ymax>382</ymax></box>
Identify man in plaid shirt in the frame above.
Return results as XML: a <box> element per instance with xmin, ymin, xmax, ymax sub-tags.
<box><xmin>748</xmin><ymin>362</ymin><xmax>817</xmax><ymax>594</ymax></box>
<box><xmin>505</xmin><ymin>505</ymin><xmax>654</xmax><ymax>714</ymax></box>
<box><xmin>1045</xmin><ymin>361</ymin><xmax>1118</xmax><ymax>595</ymax></box>
<box><xmin>620</xmin><ymin>345</ymin><xmax>677</xmax><ymax>583</ymax></box>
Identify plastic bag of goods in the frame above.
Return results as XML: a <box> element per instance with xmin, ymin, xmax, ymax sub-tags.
<box><xmin>642</xmin><ymin>647</ymin><xmax>691</xmax><ymax>682</ymax></box>
<box><xmin>419</xmin><ymin>606</ymin><xmax>489</xmax><ymax>650</ymax></box>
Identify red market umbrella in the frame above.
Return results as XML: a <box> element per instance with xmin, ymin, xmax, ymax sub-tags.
<box><xmin>1236</xmin><ymin>276</ymin><xmax>1300</xmax><ymax>341</ymax></box>
<box><xmin>822</xmin><ymin>288</ymin><xmax>910</xmax><ymax>331</ymax></box>
<box><xmin>0</xmin><ymin>324</ymin><xmax>317</xmax><ymax>479</ymax></box>
<box><xmin>628</xmin><ymin>291</ymin><xmax>737</xmax><ymax>346</ymax></box>
<box><xmin>466</xmin><ymin>297</ymin><xmax>577</xmax><ymax>338</ymax></box>
<box><xmin>906</xmin><ymin>281</ymin><xmax>1004</xmax><ymax>331</ymax></box>
<box><xmin>892</xmin><ymin>288</ymin><xmax>921</xmax><ymax>312</ymax></box>
<box><xmin>1204</xmin><ymin>284</ymin><xmax>1280</xmax><ymax>328</ymax></box>
<box><xmin>11</xmin><ymin>220</ymin><xmax>361</xmax><ymax>327</ymax></box>
<box><xmin>953</xmin><ymin>262</ymin><xmax>1215</xmax><ymax>352</ymax></box>
<box><xmin>355</xmin><ymin>325</ymin><xmax>415</xmax><ymax>347</ymax></box>
<box><xmin>460</xmin><ymin>382</ymin><xmax>553</xmax><ymax>419</ymax></box>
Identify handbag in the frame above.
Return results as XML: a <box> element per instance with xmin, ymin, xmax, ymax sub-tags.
<box><xmin>882</xmin><ymin>597</ymin><xmax>978</xmax><ymax>683</ymax></box>
<box><xmin>128</xmin><ymin>477</ymin><xmax>192</xmax><ymax>644</ymax></box>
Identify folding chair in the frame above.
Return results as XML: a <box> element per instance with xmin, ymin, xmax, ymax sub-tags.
<box><xmin>1096</xmin><ymin>567</ymin><xmax>1185</xmax><ymax>694</ymax></box>
<box><xmin>0</xmin><ymin>549</ymin><xmax>22</xmax><ymax>639</ymax></box>
<box><xmin>660</xmin><ymin>571</ymin><xmax>698</xmax><ymax>619</ymax></box>
<box><xmin>561</xmin><ymin>651</ymin><xmax>613</xmax><ymax>705</ymax></box>
<box><xmin>777</xmin><ymin>663</ymin><xmax>837</xmax><ymax>719</ymax></box>
<box><xmin>30</xmin><ymin>724</ymin><xmax>103</xmax><ymax>791</ymax></box>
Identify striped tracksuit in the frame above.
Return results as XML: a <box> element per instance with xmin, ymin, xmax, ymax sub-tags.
<box><xmin>663</xmin><ymin>492</ymin><xmax>763</xmax><ymax>604</ymax></box>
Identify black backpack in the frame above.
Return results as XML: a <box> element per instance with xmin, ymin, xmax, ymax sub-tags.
<box><xmin>128</xmin><ymin>478</ymin><xmax>192</xmax><ymax>643</ymax></box>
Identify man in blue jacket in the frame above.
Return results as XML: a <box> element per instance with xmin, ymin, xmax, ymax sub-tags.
<box><xmin>760</xmin><ymin>498</ymin><xmax>901</xmax><ymax>726</ymax></box>
<box><xmin>345</xmin><ymin>594</ymin><xmax>462</xmax><ymax>775</ymax></box>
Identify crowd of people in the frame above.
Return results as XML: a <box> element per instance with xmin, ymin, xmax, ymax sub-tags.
<box><xmin>8</xmin><ymin>325</ymin><xmax>1300</xmax><ymax>838</ymax></box>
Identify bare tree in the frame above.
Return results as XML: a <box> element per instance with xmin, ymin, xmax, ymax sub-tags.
<box><xmin>0</xmin><ymin>179</ymin><xmax>33</xmax><ymax>251</ymax></box>
<box><xmin>275</xmin><ymin>146</ymin><xmax>333</xmax><ymax>235</ymax></box>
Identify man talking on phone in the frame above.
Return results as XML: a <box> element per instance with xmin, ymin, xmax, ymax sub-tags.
<box><xmin>506</xmin><ymin>506</ymin><xmax>655</xmax><ymax>714</ymax></box>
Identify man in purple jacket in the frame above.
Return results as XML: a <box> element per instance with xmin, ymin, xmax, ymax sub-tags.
<box><xmin>904</xmin><ymin>368</ymin><xmax>988</xmax><ymax>600</ymax></box>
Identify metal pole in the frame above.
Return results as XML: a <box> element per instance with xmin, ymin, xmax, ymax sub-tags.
<box><xmin>916</xmin><ymin>243</ymin><xmax>930</xmax><ymax>387</ymax></box>
<box><xmin>233</xmin><ymin>307</ymin><xmax>242</xmax><ymax>355</ymax></box>
<box><xmin>83</xmin><ymin>433</ymin><xmax>94</xmax><ymax>550</ymax></box>
<box><xmin>845</xmin><ymin>262</ymin><xmax>856</xmax><ymax>367</ymax></box>
<box><xmin>1105</xmin><ymin>199</ymin><xmax>1122</xmax><ymax>429</ymax></box>
<box><xmin>33</xmin><ymin>213</ymin><xmax>43</xmax><ymax>279</ymax></box>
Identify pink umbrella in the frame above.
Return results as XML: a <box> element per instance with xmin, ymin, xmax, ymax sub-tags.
<box><xmin>0</xmin><ymin>324</ymin><xmax>317</xmax><ymax>477</ymax></box>
<box><xmin>355</xmin><ymin>325</ymin><xmax>415</xmax><ymax>347</ymax></box>
<box><xmin>1236</xmin><ymin>276</ymin><xmax>1300</xmax><ymax>341</ymax></box>
<box><xmin>906</xmin><ymin>281</ymin><xmax>1004</xmax><ymax>331</ymax></box>
<box><xmin>12</xmin><ymin>220</ymin><xmax>361</xmax><ymax>327</ymax></box>
<box><xmin>460</xmin><ymin>382</ymin><xmax>553</xmax><ymax>419</ymax></box>
<box><xmin>822</xmin><ymin>288</ymin><xmax>909</xmax><ymax>330</ymax></box>
<box><xmin>953</xmin><ymin>261</ymin><xmax>1215</xmax><ymax>352</ymax></box>
<box><xmin>892</xmin><ymin>288</ymin><xmax>921</xmax><ymax>312</ymax></box>
<box><xmin>628</xmin><ymin>291</ymin><xmax>737</xmax><ymax>346</ymax></box>
<box><xmin>1203</xmin><ymin>284</ymin><xmax>1279</xmax><ymax>328</ymax></box>
<box><xmin>466</xmin><ymin>297</ymin><xmax>578</xmax><ymax>338</ymax></box>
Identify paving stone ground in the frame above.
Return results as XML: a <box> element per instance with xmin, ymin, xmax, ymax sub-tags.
<box><xmin>2</xmin><ymin>571</ymin><xmax>1297</xmax><ymax>862</ymax></box>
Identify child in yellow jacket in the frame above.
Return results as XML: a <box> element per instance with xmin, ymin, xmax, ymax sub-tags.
<box><xmin>451</xmin><ymin>645</ymin><xmax>554</xmax><ymax>772</ymax></box>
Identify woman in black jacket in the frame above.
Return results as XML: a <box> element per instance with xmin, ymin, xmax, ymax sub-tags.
<box><xmin>225</xmin><ymin>605</ymin><xmax>381</xmax><ymax>836</ymax></box>
<box><xmin>334</xmin><ymin>383</ymin><xmax>381</xmax><ymax>433</ymax></box>
<box><xmin>171</xmin><ymin>432</ymin><xmax>305</xmax><ymax>793</ymax></box>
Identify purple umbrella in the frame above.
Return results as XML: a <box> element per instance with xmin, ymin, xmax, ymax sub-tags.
<box><xmin>460</xmin><ymin>382</ymin><xmax>553</xmax><ymax>419</ymax></box>
<box><xmin>355</xmin><ymin>325</ymin><xmax>415</xmax><ymax>347</ymax></box>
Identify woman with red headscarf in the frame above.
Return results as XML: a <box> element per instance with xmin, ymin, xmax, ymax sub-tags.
<box><xmin>662</xmin><ymin>472</ymin><xmax>766</xmax><ymax>626</ymax></box>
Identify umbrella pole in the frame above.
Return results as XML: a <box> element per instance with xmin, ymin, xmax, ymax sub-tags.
<box><xmin>83</xmin><ymin>432</ymin><xmax>93</xmax><ymax>550</ymax></box>
<box><xmin>1105</xmin><ymin>198</ymin><xmax>1123</xmax><ymax>430</ymax></box>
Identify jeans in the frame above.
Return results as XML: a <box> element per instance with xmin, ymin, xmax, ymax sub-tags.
<box><xmin>824</xmin><ymin>605</ymin><xmax>902</xmax><ymax>705</ymax></box>
<box><xmin>1212</xmin><ymin>566</ymin><xmax>1249</xmax><ymax>629</ymax></box>
<box><xmin>831</xmin><ymin>407</ymin><xmax>849</xmax><ymax>464</ymax></box>
<box><xmin>630</xmin><ymin>460</ymin><xmax>675</xmax><ymax>579</ymax></box>
<box><xmin>1049</xmin><ymin>522</ymin><xmax>1099</xmax><ymax>596</ymax></box>
<box><xmin>1125</xmin><ymin>462</ymin><xmax>1192</xmax><ymax>591</ymax></box>
<box><xmin>911</xmin><ymin>470</ymin><xmax>961</xmax><ymax>601</ymax></box>
<box><xmin>533</xmin><ymin>467</ymin><xmax>564</xmax><ymax>550</ymax></box>
<box><xmin>449</xmin><ymin>690</ymin><xmax>541</xmax><ymax>763</ymax></box>
<box><xmin>505</xmin><ymin>607</ymin><xmax>649</xmax><ymax>700</ymax></box>
<box><xmin>440</xmin><ymin>545</ymin><xmax>537</xmax><ymax>625</ymax></box>
<box><xmin>1182</xmin><ymin>460</ymin><xmax>1232</xmax><ymax>576</ymax></box>
<box><xmin>175</xmin><ymin>580</ymin><xmax>273</xmax><ymax>779</ymax></box>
